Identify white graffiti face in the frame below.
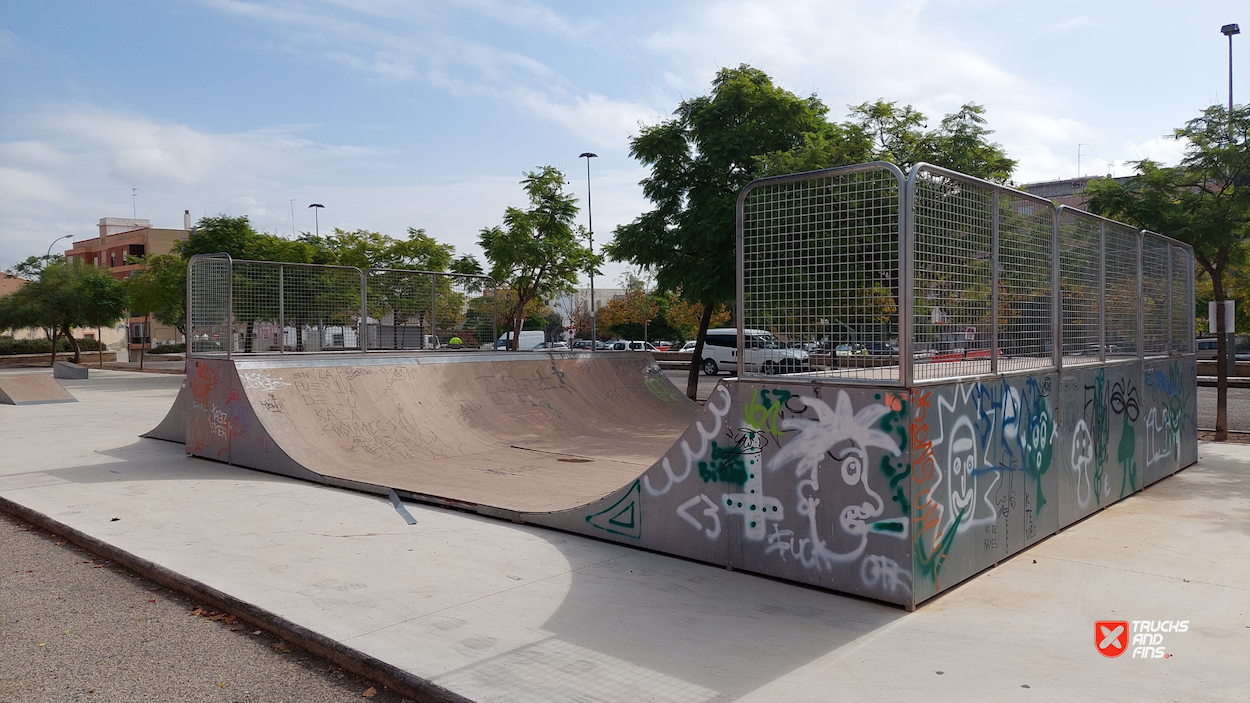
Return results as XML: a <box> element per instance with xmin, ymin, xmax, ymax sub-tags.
<box><xmin>1071</xmin><ymin>419</ymin><xmax>1094</xmax><ymax>508</ymax></box>
<box><xmin>947</xmin><ymin>418</ymin><xmax>977</xmax><ymax>520</ymax></box>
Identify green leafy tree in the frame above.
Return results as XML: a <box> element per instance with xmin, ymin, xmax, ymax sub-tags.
<box><xmin>607</xmin><ymin>65</ymin><xmax>830</xmax><ymax>397</ymax></box>
<box><xmin>0</xmin><ymin>261</ymin><xmax>128</xmax><ymax>365</ymax></box>
<box><xmin>1086</xmin><ymin>104</ymin><xmax>1250</xmax><ymax>440</ymax></box>
<box><xmin>480</xmin><ymin>166</ymin><xmax>597</xmax><ymax>350</ymax></box>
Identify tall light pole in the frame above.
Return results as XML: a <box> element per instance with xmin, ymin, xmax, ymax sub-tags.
<box><xmin>1223</xmin><ymin>24</ymin><xmax>1239</xmax><ymax>119</ymax></box>
<box><xmin>131</xmin><ymin>187</ymin><xmax>138</xmax><ymax>219</ymax></box>
<box><xmin>290</xmin><ymin>199</ymin><xmax>298</xmax><ymax>237</ymax></box>
<box><xmin>308</xmin><ymin>203</ymin><xmax>324</xmax><ymax>238</ymax></box>
<box><xmin>579</xmin><ymin>152</ymin><xmax>598</xmax><ymax>351</ymax></box>
<box><xmin>46</xmin><ymin>234</ymin><xmax>72</xmax><ymax>259</ymax></box>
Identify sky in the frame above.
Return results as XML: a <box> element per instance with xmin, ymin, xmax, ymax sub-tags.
<box><xmin>0</xmin><ymin>0</ymin><xmax>1245</xmax><ymax>285</ymax></box>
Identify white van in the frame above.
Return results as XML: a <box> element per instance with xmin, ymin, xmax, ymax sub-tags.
<box><xmin>698</xmin><ymin>328</ymin><xmax>811</xmax><ymax>375</ymax></box>
<box><xmin>495</xmin><ymin>330</ymin><xmax>546</xmax><ymax>351</ymax></box>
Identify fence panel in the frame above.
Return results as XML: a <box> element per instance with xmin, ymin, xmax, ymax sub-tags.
<box><xmin>1142</xmin><ymin>233</ymin><xmax>1171</xmax><ymax>357</ymax></box>
<box><xmin>365</xmin><ymin>269</ymin><xmax>497</xmax><ymax>350</ymax></box>
<box><xmin>909</xmin><ymin>165</ymin><xmax>1055</xmax><ymax>381</ymax></box>
<box><xmin>187</xmin><ymin>255</ymin><xmax>231</xmax><ymax>356</ymax></box>
<box><xmin>1104</xmin><ymin>223</ymin><xmax>1141</xmax><ymax>359</ymax></box>
<box><xmin>1058</xmin><ymin>209</ymin><xmax>1103</xmax><ymax>365</ymax></box>
<box><xmin>239</xmin><ymin>263</ymin><xmax>364</xmax><ymax>353</ymax></box>
<box><xmin>995</xmin><ymin>189</ymin><xmax>1054</xmax><ymax>373</ymax></box>
<box><xmin>1171</xmin><ymin>244</ymin><xmax>1194</xmax><ymax>353</ymax></box>
<box><xmin>738</xmin><ymin>163</ymin><xmax>904</xmax><ymax>381</ymax></box>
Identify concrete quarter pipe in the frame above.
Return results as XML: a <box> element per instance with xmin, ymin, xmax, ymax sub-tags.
<box><xmin>149</xmin><ymin>351</ymin><xmax>1196</xmax><ymax>609</ymax></box>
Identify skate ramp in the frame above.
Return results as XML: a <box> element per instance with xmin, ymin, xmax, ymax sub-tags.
<box><xmin>0</xmin><ymin>372</ymin><xmax>76</xmax><ymax>405</ymax></box>
<box><xmin>179</xmin><ymin>353</ymin><xmax>701</xmax><ymax>512</ymax></box>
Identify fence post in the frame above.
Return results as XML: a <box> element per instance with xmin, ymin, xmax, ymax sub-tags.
<box><xmin>990</xmin><ymin>189</ymin><xmax>1000</xmax><ymax>373</ymax></box>
<box><xmin>278</xmin><ymin>265</ymin><xmax>284</xmax><ymax>355</ymax></box>
<box><xmin>492</xmin><ymin>279</ymin><xmax>498</xmax><ymax>351</ymax></box>
<box><xmin>431</xmin><ymin>274</ymin><xmax>437</xmax><ymax>349</ymax></box>
<box><xmin>1137</xmin><ymin>232</ymin><xmax>1145</xmax><ymax>362</ymax></box>
<box><xmin>185</xmin><ymin>258</ymin><xmax>193</xmax><ymax>358</ymax></box>
<box><xmin>226</xmin><ymin>256</ymin><xmax>233</xmax><ymax>359</ymax></box>
<box><xmin>1052</xmin><ymin>206</ymin><xmax>1062</xmax><ymax>370</ymax></box>
<box><xmin>900</xmin><ymin>167</ymin><xmax>916</xmax><ymax>387</ymax></box>
<box><xmin>1099</xmin><ymin>223</ymin><xmax>1106</xmax><ymax>364</ymax></box>
<box><xmin>360</xmin><ymin>270</ymin><xmax>368</xmax><ymax>352</ymax></box>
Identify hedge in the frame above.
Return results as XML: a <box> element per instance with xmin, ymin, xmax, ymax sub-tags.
<box><xmin>0</xmin><ymin>337</ymin><xmax>108</xmax><ymax>355</ymax></box>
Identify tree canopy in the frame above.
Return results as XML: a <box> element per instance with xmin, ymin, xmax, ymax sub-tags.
<box><xmin>0</xmin><ymin>260</ymin><xmax>128</xmax><ymax>364</ymax></box>
<box><xmin>1085</xmin><ymin>103</ymin><xmax>1249</xmax><ymax>439</ymax></box>
<box><xmin>479</xmin><ymin>166</ymin><xmax>597</xmax><ymax>349</ymax></box>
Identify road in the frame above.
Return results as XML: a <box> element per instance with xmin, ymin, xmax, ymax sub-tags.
<box><xmin>0</xmin><ymin>512</ymin><xmax>408</xmax><ymax>703</ymax></box>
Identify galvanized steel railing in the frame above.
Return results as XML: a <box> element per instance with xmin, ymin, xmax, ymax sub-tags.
<box><xmin>737</xmin><ymin>162</ymin><xmax>1197</xmax><ymax>383</ymax></box>
<box><xmin>187</xmin><ymin>254</ymin><xmax>498</xmax><ymax>357</ymax></box>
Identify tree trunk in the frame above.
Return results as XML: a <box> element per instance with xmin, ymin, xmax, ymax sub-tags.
<box><xmin>63</xmin><ymin>323</ymin><xmax>81</xmax><ymax>364</ymax></box>
<box><xmin>686</xmin><ymin>302</ymin><xmax>716</xmax><ymax>401</ymax></box>
<box><xmin>1213</xmin><ymin>277</ymin><xmax>1228</xmax><ymax>442</ymax></box>
<box><xmin>49</xmin><ymin>328</ymin><xmax>59</xmax><ymax>368</ymax></box>
<box><xmin>98</xmin><ymin>327</ymin><xmax>103</xmax><ymax>368</ymax></box>
<box><xmin>139</xmin><ymin>314</ymin><xmax>148</xmax><ymax>371</ymax></box>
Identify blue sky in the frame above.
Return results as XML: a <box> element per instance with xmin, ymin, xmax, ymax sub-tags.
<box><xmin>0</xmin><ymin>0</ymin><xmax>1244</xmax><ymax>284</ymax></box>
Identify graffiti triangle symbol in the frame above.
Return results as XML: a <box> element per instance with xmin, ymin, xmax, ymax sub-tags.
<box><xmin>586</xmin><ymin>480</ymin><xmax>641</xmax><ymax>539</ymax></box>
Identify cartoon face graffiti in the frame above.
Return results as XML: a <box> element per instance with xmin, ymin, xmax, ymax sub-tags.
<box><xmin>947</xmin><ymin>416</ymin><xmax>978</xmax><ymax>520</ymax></box>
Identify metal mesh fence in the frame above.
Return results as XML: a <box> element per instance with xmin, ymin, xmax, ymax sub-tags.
<box><xmin>187</xmin><ymin>257</ymin><xmax>497</xmax><ymax>357</ymax></box>
<box><xmin>1142</xmin><ymin>233</ymin><xmax>1170</xmax><ymax>357</ymax></box>
<box><xmin>909</xmin><ymin>166</ymin><xmax>1054</xmax><ymax>381</ymax></box>
<box><xmin>1171</xmin><ymin>245</ymin><xmax>1193</xmax><ymax>353</ymax></box>
<box><xmin>995</xmin><ymin>189</ymin><xmax>1054</xmax><ymax>373</ymax></box>
<box><xmin>187</xmin><ymin>255</ymin><xmax>231</xmax><ymax>356</ymax></box>
<box><xmin>1059</xmin><ymin>209</ymin><xmax>1103</xmax><ymax>365</ymax></box>
<box><xmin>232</xmin><ymin>262</ymin><xmax>364</xmax><ymax>353</ymax></box>
<box><xmin>738</xmin><ymin>163</ymin><xmax>904</xmax><ymax>381</ymax></box>
<box><xmin>365</xmin><ymin>269</ymin><xmax>498</xmax><ymax>350</ymax></box>
<box><xmin>1104</xmin><ymin>223</ymin><xmax>1140</xmax><ymax>360</ymax></box>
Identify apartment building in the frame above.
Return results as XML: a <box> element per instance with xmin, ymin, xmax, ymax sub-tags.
<box><xmin>65</xmin><ymin>213</ymin><xmax>191</xmax><ymax>351</ymax></box>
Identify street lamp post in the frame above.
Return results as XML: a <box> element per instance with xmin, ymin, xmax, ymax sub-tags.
<box><xmin>1221</xmin><ymin>23</ymin><xmax>1240</xmax><ymax>380</ymax></box>
<box><xmin>579</xmin><ymin>152</ymin><xmax>598</xmax><ymax>351</ymax></box>
<box><xmin>46</xmin><ymin>234</ymin><xmax>73</xmax><ymax>260</ymax></box>
<box><xmin>1223</xmin><ymin>24</ymin><xmax>1239</xmax><ymax>118</ymax></box>
<box><xmin>308</xmin><ymin>203</ymin><xmax>324</xmax><ymax>238</ymax></box>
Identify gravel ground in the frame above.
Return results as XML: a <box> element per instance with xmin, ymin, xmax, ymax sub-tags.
<box><xmin>0</xmin><ymin>513</ymin><xmax>409</xmax><ymax>703</ymax></box>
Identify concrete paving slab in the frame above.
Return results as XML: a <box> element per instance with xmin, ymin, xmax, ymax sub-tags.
<box><xmin>0</xmin><ymin>370</ymin><xmax>1246</xmax><ymax>702</ymax></box>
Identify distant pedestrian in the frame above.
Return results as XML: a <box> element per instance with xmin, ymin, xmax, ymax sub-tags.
<box><xmin>449</xmin><ymin>335</ymin><xmax>463</xmax><ymax>349</ymax></box>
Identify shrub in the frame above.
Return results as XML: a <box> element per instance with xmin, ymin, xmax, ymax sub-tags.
<box><xmin>147</xmin><ymin>343</ymin><xmax>185</xmax><ymax>355</ymax></box>
<box><xmin>0</xmin><ymin>336</ymin><xmax>107</xmax><ymax>355</ymax></box>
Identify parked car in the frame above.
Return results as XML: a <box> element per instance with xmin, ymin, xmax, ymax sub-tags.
<box><xmin>1196</xmin><ymin>338</ymin><xmax>1219</xmax><ymax>360</ymax></box>
<box><xmin>699</xmin><ymin>328</ymin><xmax>811</xmax><ymax>376</ymax></box>
<box><xmin>834</xmin><ymin>343</ymin><xmax>867</xmax><ymax>356</ymax></box>
<box><xmin>679</xmin><ymin>340</ymin><xmax>697</xmax><ymax>353</ymax></box>
<box><xmin>606</xmin><ymin>340</ymin><xmax>659</xmax><ymax>352</ymax></box>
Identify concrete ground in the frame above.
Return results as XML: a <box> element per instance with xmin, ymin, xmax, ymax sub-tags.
<box><xmin>0</xmin><ymin>368</ymin><xmax>1246</xmax><ymax>702</ymax></box>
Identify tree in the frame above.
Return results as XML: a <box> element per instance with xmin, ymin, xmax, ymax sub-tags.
<box><xmin>1085</xmin><ymin>104</ymin><xmax>1250</xmax><ymax>441</ymax></box>
<box><xmin>480</xmin><ymin>166</ymin><xmax>597</xmax><ymax>350</ymax></box>
<box><xmin>123</xmin><ymin>254</ymin><xmax>187</xmax><ymax>336</ymax></box>
<box><xmin>758</xmin><ymin>99</ymin><xmax>1016</xmax><ymax>182</ymax></box>
<box><xmin>0</xmin><ymin>261</ymin><xmax>128</xmax><ymax>365</ymax></box>
<box><xmin>607</xmin><ymin>65</ymin><xmax>830</xmax><ymax>397</ymax></box>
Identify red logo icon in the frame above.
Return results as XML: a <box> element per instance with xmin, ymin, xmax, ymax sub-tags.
<box><xmin>1096</xmin><ymin>621</ymin><xmax>1129</xmax><ymax>657</ymax></box>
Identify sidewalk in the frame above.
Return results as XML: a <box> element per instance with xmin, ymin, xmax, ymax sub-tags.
<box><xmin>1</xmin><ymin>369</ymin><xmax>1246</xmax><ymax>702</ymax></box>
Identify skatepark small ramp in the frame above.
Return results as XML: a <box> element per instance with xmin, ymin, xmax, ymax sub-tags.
<box><xmin>0</xmin><ymin>372</ymin><xmax>76</xmax><ymax>405</ymax></box>
<box><xmin>171</xmin><ymin>352</ymin><xmax>700</xmax><ymax>511</ymax></box>
<box><xmin>160</xmin><ymin>162</ymin><xmax>1199</xmax><ymax>609</ymax></box>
